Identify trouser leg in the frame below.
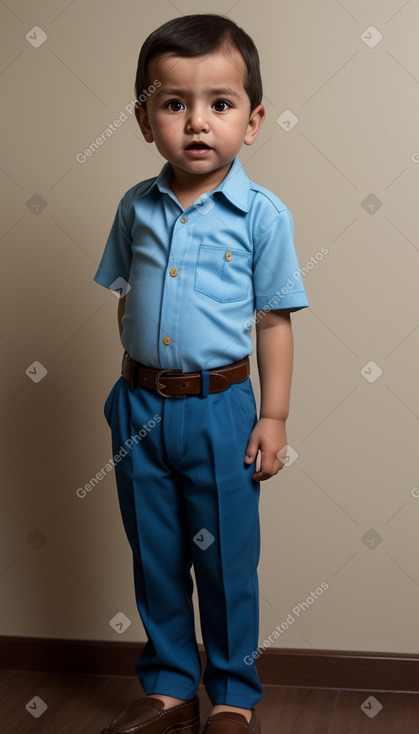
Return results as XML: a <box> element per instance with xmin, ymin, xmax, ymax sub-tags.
<box><xmin>162</xmin><ymin>378</ymin><xmax>262</xmax><ymax>708</ymax></box>
<box><xmin>104</xmin><ymin>377</ymin><xmax>201</xmax><ymax>700</ymax></box>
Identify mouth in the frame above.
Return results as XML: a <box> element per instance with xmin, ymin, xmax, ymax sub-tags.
<box><xmin>185</xmin><ymin>141</ymin><xmax>212</xmax><ymax>151</ymax></box>
<box><xmin>184</xmin><ymin>141</ymin><xmax>213</xmax><ymax>159</ymax></box>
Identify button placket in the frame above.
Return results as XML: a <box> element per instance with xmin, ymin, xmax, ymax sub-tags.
<box><xmin>158</xmin><ymin>212</ymin><xmax>193</xmax><ymax>367</ymax></box>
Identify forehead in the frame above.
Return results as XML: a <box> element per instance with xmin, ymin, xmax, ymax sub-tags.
<box><xmin>149</xmin><ymin>47</ymin><xmax>247</xmax><ymax>91</ymax></box>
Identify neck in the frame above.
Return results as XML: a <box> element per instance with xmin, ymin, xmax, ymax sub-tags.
<box><xmin>170</xmin><ymin>161</ymin><xmax>233</xmax><ymax>207</ymax></box>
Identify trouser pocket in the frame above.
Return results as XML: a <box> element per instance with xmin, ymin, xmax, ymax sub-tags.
<box><xmin>103</xmin><ymin>376</ymin><xmax>123</xmax><ymax>425</ymax></box>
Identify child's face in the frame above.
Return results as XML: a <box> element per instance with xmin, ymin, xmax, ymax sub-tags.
<box><xmin>136</xmin><ymin>47</ymin><xmax>265</xmax><ymax>182</ymax></box>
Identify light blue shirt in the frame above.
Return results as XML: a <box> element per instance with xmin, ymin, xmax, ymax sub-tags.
<box><xmin>94</xmin><ymin>157</ymin><xmax>308</xmax><ymax>371</ymax></box>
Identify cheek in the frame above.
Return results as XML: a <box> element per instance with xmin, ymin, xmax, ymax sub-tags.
<box><xmin>218</xmin><ymin>113</ymin><xmax>248</xmax><ymax>137</ymax></box>
<box><xmin>217</xmin><ymin>122</ymin><xmax>246</xmax><ymax>147</ymax></box>
<box><xmin>155</xmin><ymin>116</ymin><xmax>181</xmax><ymax>142</ymax></box>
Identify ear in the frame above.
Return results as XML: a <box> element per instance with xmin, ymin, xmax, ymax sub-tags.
<box><xmin>135</xmin><ymin>102</ymin><xmax>154</xmax><ymax>143</ymax></box>
<box><xmin>244</xmin><ymin>103</ymin><xmax>265</xmax><ymax>146</ymax></box>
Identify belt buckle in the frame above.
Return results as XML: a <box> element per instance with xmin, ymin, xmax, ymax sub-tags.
<box><xmin>155</xmin><ymin>369</ymin><xmax>185</xmax><ymax>398</ymax></box>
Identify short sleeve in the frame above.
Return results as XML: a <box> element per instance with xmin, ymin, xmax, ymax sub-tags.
<box><xmin>252</xmin><ymin>205</ymin><xmax>309</xmax><ymax>312</ymax></box>
<box><xmin>94</xmin><ymin>195</ymin><xmax>133</xmax><ymax>294</ymax></box>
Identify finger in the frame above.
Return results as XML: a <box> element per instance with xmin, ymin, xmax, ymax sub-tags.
<box><xmin>244</xmin><ymin>435</ymin><xmax>259</xmax><ymax>464</ymax></box>
<box><xmin>254</xmin><ymin>454</ymin><xmax>283</xmax><ymax>481</ymax></box>
<box><xmin>252</xmin><ymin>470</ymin><xmax>271</xmax><ymax>482</ymax></box>
<box><xmin>249</xmin><ymin>450</ymin><xmax>261</xmax><ymax>477</ymax></box>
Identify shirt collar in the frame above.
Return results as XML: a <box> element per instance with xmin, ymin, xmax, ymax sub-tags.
<box><xmin>149</xmin><ymin>157</ymin><xmax>251</xmax><ymax>213</ymax></box>
<box><xmin>215</xmin><ymin>157</ymin><xmax>251</xmax><ymax>212</ymax></box>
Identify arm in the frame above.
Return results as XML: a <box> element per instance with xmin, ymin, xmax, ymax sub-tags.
<box><xmin>117</xmin><ymin>296</ymin><xmax>126</xmax><ymax>340</ymax></box>
<box><xmin>244</xmin><ymin>310</ymin><xmax>293</xmax><ymax>481</ymax></box>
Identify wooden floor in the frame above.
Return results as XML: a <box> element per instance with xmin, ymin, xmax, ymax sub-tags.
<box><xmin>2</xmin><ymin>670</ymin><xmax>419</xmax><ymax>733</ymax></box>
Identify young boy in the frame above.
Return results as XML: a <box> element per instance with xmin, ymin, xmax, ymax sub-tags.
<box><xmin>95</xmin><ymin>13</ymin><xmax>308</xmax><ymax>734</ymax></box>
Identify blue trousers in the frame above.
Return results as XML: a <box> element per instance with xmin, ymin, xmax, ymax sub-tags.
<box><xmin>104</xmin><ymin>374</ymin><xmax>262</xmax><ymax>708</ymax></box>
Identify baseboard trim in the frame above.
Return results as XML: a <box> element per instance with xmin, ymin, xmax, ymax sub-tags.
<box><xmin>1</xmin><ymin>637</ymin><xmax>418</xmax><ymax>692</ymax></box>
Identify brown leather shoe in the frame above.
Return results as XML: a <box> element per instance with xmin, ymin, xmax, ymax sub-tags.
<box><xmin>101</xmin><ymin>695</ymin><xmax>200</xmax><ymax>733</ymax></box>
<box><xmin>202</xmin><ymin>710</ymin><xmax>261</xmax><ymax>733</ymax></box>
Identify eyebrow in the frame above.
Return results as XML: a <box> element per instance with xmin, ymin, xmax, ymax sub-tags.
<box><xmin>155</xmin><ymin>87</ymin><xmax>241</xmax><ymax>98</ymax></box>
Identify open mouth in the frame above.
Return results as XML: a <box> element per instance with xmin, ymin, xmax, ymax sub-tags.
<box><xmin>185</xmin><ymin>142</ymin><xmax>212</xmax><ymax>150</ymax></box>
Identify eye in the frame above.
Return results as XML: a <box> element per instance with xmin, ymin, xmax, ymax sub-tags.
<box><xmin>166</xmin><ymin>99</ymin><xmax>185</xmax><ymax>112</ymax></box>
<box><xmin>212</xmin><ymin>99</ymin><xmax>231</xmax><ymax>112</ymax></box>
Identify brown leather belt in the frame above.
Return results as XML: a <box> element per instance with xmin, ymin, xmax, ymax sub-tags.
<box><xmin>121</xmin><ymin>352</ymin><xmax>250</xmax><ymax>397</ymax></box>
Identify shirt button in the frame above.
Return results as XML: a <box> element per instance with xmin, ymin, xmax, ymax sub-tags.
<box><xmin>163</xmin><ymin>336</ymin><xmax>171</xmax><ymax>345</ymax></box>
<box><xmin>225</xmin><ymin>251</ymin><xmax>233</xmax><ymax>261</ymax></box>
<box><xmin>170</xmin><ymin>268</ymin><xmax>178</xmax><ymax>277</ymax></box>
<box><xmin>180</xmin><ymin>217</ymin><xmax>188</xmax><ymax>223</ymax></box>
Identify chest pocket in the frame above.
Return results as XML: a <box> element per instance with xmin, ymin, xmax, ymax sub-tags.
<box><xmin>194</xmin><ymin>244</ymin><xmax>251</xmax><ymax>302</ymax></box>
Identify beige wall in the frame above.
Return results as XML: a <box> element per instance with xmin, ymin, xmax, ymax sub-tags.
<box><xmin>1</xmin><ymin>0</ymin><xmax>419</xmax><ymax>655</ymax></box>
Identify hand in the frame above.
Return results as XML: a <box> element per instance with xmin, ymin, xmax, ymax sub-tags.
<box><xmin>244</xmin><ymin>418</ymin><xmax>288</xmax><ymax>481</ymax></box>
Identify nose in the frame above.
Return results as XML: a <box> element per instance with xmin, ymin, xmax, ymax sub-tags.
<box><xmin>186</xmin><ymin>105</ymin><xmax>210</xmax><ymax>133</ymax></box>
